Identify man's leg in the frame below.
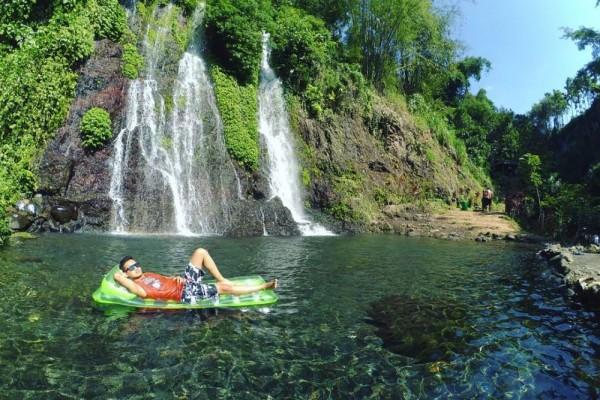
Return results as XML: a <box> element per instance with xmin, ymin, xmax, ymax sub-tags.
<box><xmin>215</xmin><ymin>279</ymin><xmax>277</xmax><ymax>295</ymax></box>
<box><xmin>189</xmin><ymin>248</ymin><xmax>226</xmax><ymax>281</ymax></box>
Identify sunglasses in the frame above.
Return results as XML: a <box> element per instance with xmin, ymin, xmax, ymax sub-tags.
<box><xmin>125</xmin><ymin>262</ymin><xmax>140</xmax><ymax>272</ymax></box>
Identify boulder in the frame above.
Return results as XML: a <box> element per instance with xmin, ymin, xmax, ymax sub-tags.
<box><xmin>365</xmin><ymin>294</ymin><xmax>473</xmax><ymax>362</ymax></box>
<box><xmin>50</xmin><ymin>204</ymin><xmax>78</xmax><ymax>224</ymax></box>
<box><xmin>249</xmin><ymin>171</ymin><xmax>270</xmax><ymax>200</ymax></box>
<box><xmin>587</xmin><ymin>244</ymin><xmax>600</xmax><ymax>254</ymax></box>
<box><xmin>262</xmin><ymin>197</ymin><xmax>301</xmax><ymax>236</ymax></box>
<box><xmin>9</xmin><ymin>212</ymin><xmax>34</xmax><ymax>231</ymax></box>
<box><xmin>224</xmin><ymin>197</ymin><xmax>300</xmax><ymax>237</ymax></box>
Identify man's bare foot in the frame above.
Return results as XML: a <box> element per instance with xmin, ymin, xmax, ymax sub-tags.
<box><xmin>266</xmin><ymin>279</ymin><xmax>278</xmax><ymax>289</ymax></box>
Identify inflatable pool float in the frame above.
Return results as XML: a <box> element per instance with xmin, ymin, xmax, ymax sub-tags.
<box><xmin>92</xmin><ymin>266</ymin><xmax>278</xmax><ymax>310</ymax></box>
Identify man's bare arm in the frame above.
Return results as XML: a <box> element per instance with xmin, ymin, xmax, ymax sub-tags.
<box><xmin>114</xmin><ymin>271</ymin><xmax>147</xmax><ymax>298</ymax></box>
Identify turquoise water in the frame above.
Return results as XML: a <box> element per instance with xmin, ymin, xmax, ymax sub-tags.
<box><xmin>0</xmin><ymin>234</ymin><xmax>599</xmax><ymax>399</ymax></box>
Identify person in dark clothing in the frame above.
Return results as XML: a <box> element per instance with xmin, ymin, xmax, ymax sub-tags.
<box><xmin>482</xmin><ymin>188</ymin><xmax>493</xmax><ymax>212</ymax></box>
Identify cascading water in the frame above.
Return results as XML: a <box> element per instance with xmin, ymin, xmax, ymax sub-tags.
<box><xmin>258</xmin><ymin>33</ymin><xmax>333</xmax><ymax>236</ymax></box>
<box><xmin>109</xmin><ymin>5</ymin><xmax>241</xmax><ymax>235</ymax></box>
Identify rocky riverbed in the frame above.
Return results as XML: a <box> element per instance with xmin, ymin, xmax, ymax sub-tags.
<box><xmin>372</xmin><ymin>206</ymin><xmax>541</xmax><ymax>243</ymax></box>
<box><xmin>538</xmin><ymin>243</ymin><xmax>600</xmax><ymax>309</ymax></box>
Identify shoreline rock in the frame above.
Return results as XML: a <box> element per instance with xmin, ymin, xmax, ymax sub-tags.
<box><xmin>538</xmin><ymin>243</ymin><xmax>600</xmax><ymax>309</ymax></box>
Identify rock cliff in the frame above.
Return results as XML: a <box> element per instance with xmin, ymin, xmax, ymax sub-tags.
<box><xmin>27</xmin><ymin>38</ymin><xmax>482</xmax><ymax>236</ymax></box>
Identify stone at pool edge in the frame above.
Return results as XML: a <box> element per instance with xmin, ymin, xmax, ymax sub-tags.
<box><xmin>50</xmin><ymin>204</ymin><xmax>78</xmax><ymax>224</ymax></box>
<box><xmin>538</xmin><ymin>244</ymin><xmax>600</xmax><ymax>309</ymax></box>
<box><xmin>11</xmin><ymin>232</ymin><xmax>38</xmax><ymax>240</ymax></box>
<box><xmin>9</xmin><ymin>212</ymin><xmax>35</xmax><ymax>231</ymax></box>
<box><xmin>8</xmin><ymin>232</ymin><xmax>39</xmax><ymax>246</ymax></box>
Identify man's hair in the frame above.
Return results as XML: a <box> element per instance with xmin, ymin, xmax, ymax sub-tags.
<box><xmin>119</xmin><ymin>255</ymin><xmax>134</xmax><ymax>271</ymax></box>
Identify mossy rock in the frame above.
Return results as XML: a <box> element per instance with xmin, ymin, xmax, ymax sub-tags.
<box><xmin>10</xmin><ymin>232</ymin><xmax>38</xmax><ymax>240</ymax></box>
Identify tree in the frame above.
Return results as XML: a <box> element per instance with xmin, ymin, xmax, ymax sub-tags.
<box><xmin>204</xmin><ymin>0</ymin><xmax>271</xmax><ymax>84</ymax></box>
<box><xmin>562</xmin><ymin>27</ymin><xmax>600</xmax><ymax>109</ymax></box>
<box><xmin>442</xmin><ymin>56</ymin><xmax>491</xmax><ymax>104</ymax></box>
<box><xmin>345</xmin><ymin>0</ymin><xmax>457</xmax><ymax>94</ymax></box>
<box><xmin>453</xmin><ymin>89</ymin><xmax>497</xmax><ymax>167</ymax></box>
<box><xmin>519</xmin><ymin>153</ymin><xmax>544</xmax><ymax>226</ymax></box>
<box><xmin>277</xmin><ymin>0</ymin><xmax>347</xmax><ymax>30</ymax></box>
<box><xmin>528</xmin><ymin>90</ymin><xmax>569</xmax><ymax>134</ymax></box>
<box><xmin>488</xmin><ymin>110</ymin><xmax>520</xmax><ymax>164</ymax></box>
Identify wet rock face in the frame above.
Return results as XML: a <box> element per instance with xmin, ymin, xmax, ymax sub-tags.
<box><xmin>365</xmin><ymin>295</ymin><xmax>473</xmax><ymax>362</ymax></box>
<box><xmin>37</xmin><ymin>39</ymin><xmax>128</xmax><ymax>231</ymax></box>
<box><xmin>224</xmin><ymin>197</ymin><xmax>300</xmax><ymax>237</ymax></box>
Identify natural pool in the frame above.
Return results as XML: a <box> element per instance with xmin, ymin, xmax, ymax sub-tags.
<box><xmin>0</xmin><ymin>234</ymin><xmax>598</xmax><ymax>399</ymax></box>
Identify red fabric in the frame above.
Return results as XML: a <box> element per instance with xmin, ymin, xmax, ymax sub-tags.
<box><xmin>134</xmin><ymin>273</ymin><xmax>184</xmax><ymax>301</ymax></box>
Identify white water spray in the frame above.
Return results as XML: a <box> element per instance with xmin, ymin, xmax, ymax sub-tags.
<box><xmin>258</xmin><ymin>33</ymin><xmax>334</xmax><ymax>236</ymax></box>
<box><xmin>109</xmin><ymin>5</ymin><xmax>240</xmax><ymax>235</ymax></box>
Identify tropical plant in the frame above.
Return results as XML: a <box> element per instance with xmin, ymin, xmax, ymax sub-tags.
<box><xmin>80</xmin><ymin>107</ymin><xmax>113</xmax><ymax>150</ymax></box>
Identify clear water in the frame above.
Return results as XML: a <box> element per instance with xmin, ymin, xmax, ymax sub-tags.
<box><xmin>1</xmin><ymin>235</ymin><xmax>599</xmax><ymax>399</ymax></box>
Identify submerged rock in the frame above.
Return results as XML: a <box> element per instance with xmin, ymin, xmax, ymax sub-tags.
<box><xmin>365</xmin><ymin>294</ymin><xmax>473</xmax><ymax>362</ymax></box>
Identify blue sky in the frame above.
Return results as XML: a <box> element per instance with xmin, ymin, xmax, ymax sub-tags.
<box><xmin>446</xmin><ymin>0</ymin><xmax>600</xmax><ymax>114</ymax></box>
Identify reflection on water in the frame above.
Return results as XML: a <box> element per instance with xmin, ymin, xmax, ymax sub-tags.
<box><xmin>0</xmin><ymin>234</ymin><xmax>599</xmax><ymax>398</ymax></box>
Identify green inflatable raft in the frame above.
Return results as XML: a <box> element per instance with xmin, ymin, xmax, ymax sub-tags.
<box><xmin>92</xmin><ymin>266</ymin><xmax>278</xmax><ymax>310</ymax></box>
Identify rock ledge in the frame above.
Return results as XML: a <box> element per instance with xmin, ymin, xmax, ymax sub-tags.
<box><xmin>538</xmin><ymin>243</ymin><xmax>600</xmax><ymax>308</ymax></box>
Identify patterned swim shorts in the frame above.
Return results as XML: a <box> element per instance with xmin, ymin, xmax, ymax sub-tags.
<box><xmin>181</xmin><ymin>263</ymin><xmax>219</xmax><ymax>304</ymax></box>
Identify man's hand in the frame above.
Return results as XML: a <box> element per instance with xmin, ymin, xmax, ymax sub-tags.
<box><xmin>173</xmin><ymin>276</ymin><xmax>186</xmax><ymax>284</ymax></box>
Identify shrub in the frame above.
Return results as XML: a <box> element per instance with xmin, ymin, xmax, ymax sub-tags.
<box><xmin>90</xmin><ymin>0</ymin><xmax>127</xmax><ymax>41</ymax></box>
<box><xmin>205</xmin><ymin>0</ymin><xmax>268</xmax><ymax>84</ymax></box>
<box><xmin>270</xmin><ymin>6</ymin><xmax>333</xmax><ymax>93</ymax></box>
<box><xmin>0</xmin><ymin>51</ymin><xmax>77</xmax><ymax>214</ymax></box>
<box><xmin>37</xmin><ymin>12</ymin><xmax>95</xmax><ymax>65</ymax></box>
<box><xmin>174</xmin><ymin>0</ymin><xmax>198</xmax><ymax>15</ymax></box>
<box><xmin>408</xmin><ymin>94</ymin><xmax>470</xmax><ymax>166</ymax></box>
<box><xmin>0</xmin><ymin>212</ymin><xmax>10</xmax><ymax>246</ymax></box>
<box><xmin>121</xmin><ymin>43</ymin><xmax>144</xmax><ymax>79</ymax></box>
<box><xmin>211</xmin><ymin>67</ymin><xmax>259</xmax><ymax>170</ymax></box>
<box><xmin>0</xmin><ymin>0</ymin><xmax>37</xmax><ymax>47</ymax></box>
<box><xmin>80</xmin><ymin>107</ymin><xmax>113</xmax><ymax>149</ymax></box>
<box><xmin>0</xmin><ymin>0</ymin><xmax>101</xmax><ymax>247</ymax></box>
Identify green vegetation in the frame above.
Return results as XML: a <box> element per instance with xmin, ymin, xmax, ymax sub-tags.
<box><xmin>121</xmin><ymin>43</ymin><xmax>144</xmax><ymax>79</ymax></box>
<box><xmin>90</xmin><ymin>0</ymin><xmax>127</xmax><ymax>42</ymax></box>
<box><xmin>270</xmin><ymin>6</ymin><xmax>371</xmax><ymax>119</ymax></box>
<box><xmin>0</xmin><ymin>0</ymin><xmax>127</xmax><ymax>244</ymax></box>
<box><xmin>211</xmin><ymin>66</ymin><xmax>259</xmax><ymax>170</ymax></box>
<box><xmin>1</xmin><ymin>0</ymin><xmax>598</xmax><ymax>242</ymax></box>
<box><xmin>204</xmin><ymin>0</ymin><xmax>269</xmax><ymax>84</ymax></box>
<box><xmin>80</xmin><ymin>107</ymin><xmax>113</xmax><ymax>149</ymax></box>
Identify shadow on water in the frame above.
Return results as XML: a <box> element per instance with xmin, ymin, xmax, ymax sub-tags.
<box><xmin>365</xmin><ymin>294</ymin><xmax>475</xmax><ymax>362</ymax></box>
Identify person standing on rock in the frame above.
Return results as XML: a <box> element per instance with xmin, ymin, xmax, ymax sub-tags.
<box><xmin>482</xmin><ymin>188</ymin><xmax>493</xmax><ymax>212</ymax></box>
<box><xmin>114</xmin><ymin>248</ymin><xmax>278</xmax><ymax>303</ymax></box>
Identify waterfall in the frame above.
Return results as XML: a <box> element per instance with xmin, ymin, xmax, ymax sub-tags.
<box><xmin>109</xmin><ymin>5</ymin><xmax>240</xmax><ymax>235</ymax></box>
<box><xmin>259</xmin><ymin>33</ymin><xmax>334</xmax><ymax>236</ymax></box>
